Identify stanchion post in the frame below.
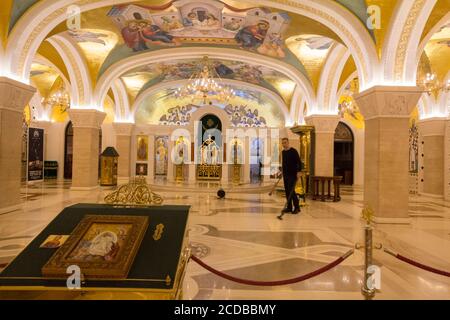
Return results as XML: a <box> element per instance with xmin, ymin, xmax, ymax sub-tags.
<box><xmin>361</xmin><ymin>206</ymin><xmax>376</xmax><ymax>300</ymax></box>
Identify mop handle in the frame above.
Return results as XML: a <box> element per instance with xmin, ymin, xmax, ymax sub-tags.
<box><xmin>269</xmin><ymin>173</ymin><xmax>282</xmax><ymax>196</ymax></box>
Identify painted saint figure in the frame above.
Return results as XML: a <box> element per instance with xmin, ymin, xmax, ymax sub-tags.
<box><xmin>235</xmin><ymin>20</ymin><xmax>270</xmax><ymax>49</ymax></box>
<box><xmin>155</xmin><ymin>138</ymin><xmax>168</xmax><ymax>175</ymax></box>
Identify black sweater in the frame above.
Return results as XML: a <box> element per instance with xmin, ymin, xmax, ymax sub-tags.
<box><xmin>282</xmin><ymin>148</ymin><xmax>302</xmax><ymax>177</ymax></box>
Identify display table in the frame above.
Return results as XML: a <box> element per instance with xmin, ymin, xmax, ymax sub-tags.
<box><xmin>0</xmin><ymin>203</ymin><xmax>190</xmax><ymax>300</ymax></box>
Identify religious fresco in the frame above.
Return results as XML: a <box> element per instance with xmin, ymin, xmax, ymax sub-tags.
<box><xmin>121</xmin><ymin>59</ymin><xmax>296</xmax><ymax>103</ymax></box>
<box><xmin>159</xmin><ymin>105</ymin><xmax>196</xmax><ymax>125</ymax></box>
<box><xmin>154</xmin><ymin>136</ymin><xmax>169</xmax><ymax>176</ymax></box>
<box><xmin>108</xmin><ymin>1</ymin><xmax>290</xmax><ymax>58</ymax></box>
<box><xmin>338</xmin><ymin>78</ymin><xmax>364</xmax><ymax>130</ymax></box>
<box><xmin>224</xmin><ymin>105</ymin><xmax>267</xmax><ymax>127</ymax></box>
<box><xmin>135</xmin><ymin>86</ymin><xmax>284</xmax><ymax>128</ymax></box>
<box><xmin>29</xmin><ymin>63</ymin><xmax>61</xmax><ymax>99</ymax></box>
<box><xmin>286</xmin><ymin>34</ymin><xmax>335</xmax><ymax>90</ymax></box>
<box><xmin>136</xmin><ymin>135</ymin><xmax>149</xmax><ymax>161</ymax></box>
<box><xmin>65</xmin><ymin>29</ymin><xmax>119</xmax><ymax>86</ymax></box>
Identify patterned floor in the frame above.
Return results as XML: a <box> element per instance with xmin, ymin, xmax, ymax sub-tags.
<box><xmin>0</xmin><ymin>181</ymin><xmax>449</xmax><ymax>299</ymax></box>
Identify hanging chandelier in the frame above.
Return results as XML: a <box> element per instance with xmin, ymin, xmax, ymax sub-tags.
<box><xmin>174</xmin><ymin>56</ymin><xmax>235</xmax><ymax>104</ymax></box>
<box><xmin>44</xmin><ymin>86</ymin><xmax>71</xmax><ymax>113</ymax></box>
<box><xmin>418</xmin><ymin>72</ymin><xmax>450</xmax><ymax>96</ymax></box>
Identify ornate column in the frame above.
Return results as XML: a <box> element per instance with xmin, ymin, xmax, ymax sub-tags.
<box><xmin>0</xmin><ymin>77</ymin><xmax>36</xmax><ymax>214</ymax></box>
<box><xmin>444</xmin><ymin>119</ymin><xmax>450</xmax><ymax>202</ymax></box>
<box><xmin>354</xmin><ymin>86</ymin><xmax>422</xmax><ymax>224</ymax></box>
<box><xmin>305</xmin><ymin>115</ymin><xmax>340</xmax><ymax>177</ymax></box>
<box><xmin>112</xmin><ymin>123</ymin><xmax>134</xmax><ymax>183</ymax></box>
<box><xmin>417</xmin><ymin>118</ymin><xmax>446</xmax><ymax>198</ymax></box>
<box><xmin>68</xmin><ymin>109</ymin><xmax>106</xmax><ymax>190</ymax></box>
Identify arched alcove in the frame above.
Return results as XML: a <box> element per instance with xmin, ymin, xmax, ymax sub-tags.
<box><xmin>334</xmin><ymin>122</ymin><xmax>354</xmax><ymax>185</ymax></box>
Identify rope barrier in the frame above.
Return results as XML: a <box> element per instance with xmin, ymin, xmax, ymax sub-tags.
<box><xmin>190</xmin><ymin>249</ymin><xmax>354</xmax><ymax>286</ymax></box>
<box><xmin>384</xmin><ymin>248</ymin><xmax>450</xmax><ymax>277</ymax></box>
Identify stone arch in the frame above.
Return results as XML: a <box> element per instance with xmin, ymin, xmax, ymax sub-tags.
<box><xmin>46</xmin><ymin>34</ymin><xmax>93</xmax><ymax>108</ymax></box>
<box><xmin>5</xmin><ymin>0</ymin><xmax>378</xmax><ymax>92</ymax></box>
<box><xmin>131</xmin><ymin>78</ymin><xmax>290</xmax><ymax>127</ymax></box>
<box><xmin>94</xmin><ymin>47</ymin><xmax>315</xmax><ymax>116</ymax></box>
<box><xmin>382</xmin><ymin>0</ymin><xmax>438</xmax><ymax>84</ymax></box>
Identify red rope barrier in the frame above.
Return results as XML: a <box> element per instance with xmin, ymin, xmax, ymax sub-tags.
<box><xmin>384</xmin><ymin>249</ymin><xmax>450</xmax><ymax>277</ymax></box>
<box><xmin>190</xmin><ymin>249</ymin><xmax>354</xmax><ymax>286</ymax></box>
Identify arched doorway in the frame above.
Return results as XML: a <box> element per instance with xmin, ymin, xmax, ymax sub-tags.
<box><xmin>64</xmin><ymin>122</ymin><xmax>73</xmax><ymax>179</ymax></box>
<box><xmin>197</xmin><ymin>114</ymin><xmax>222</xmax><ymax>180</ymax></box>
<box><xmin>250</xmin><ymin>138</ymin><xmax>264</xmax><ymax>183</ymax></box>
<box><xmin>64</xmin><ymin>122</ymin><xmax>102</xmax><ymax>180</ymax></box>
<box><xmin>334</xmin><ymin>122</ymin><xmax>354</xmax><ymax>185</ymax></box>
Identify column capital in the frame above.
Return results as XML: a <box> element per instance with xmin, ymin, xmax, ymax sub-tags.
<box><xmin>354</xmin><ymin>86</ymin><xmax>422</xmax><ymax>120</ymax></box>
<box><xmin>417</xmin><ymin>118</ymin><xmax>446</xmax><ymax>137</ymax></box>
<box><xmin>68</xmin><ymin>109</ymin><xmax>106</xmax><ymax>129</ymax></box>
<box><xmin>113</xmin><ymin>122</ymin><xmax>135</xmax><ymax>136</ymax></box>
<box><xmin>305</xmin><ymin>115</ymin><xmax>340</xmax><ymax>134</ymax></box>
<box><xmin>0</xmin><ymin>77</ymin><xmax>36</xmax><ymax>113</ymax></box>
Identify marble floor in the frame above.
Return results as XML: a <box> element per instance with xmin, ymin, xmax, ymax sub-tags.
<box><xmin>0</xmin><ymin>180</ymin><xmax>449</xmax><ymax>300</ymax></box>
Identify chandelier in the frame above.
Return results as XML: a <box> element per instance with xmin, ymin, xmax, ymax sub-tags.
<box><xmin>174</xmin><ymin>56</ymin><xmax>235</xmax><ymax>104</ymax></box>
<box><xmin>44</xmin><ymin>86</ymin><xmax>71</xmax><ymax>113</ymax></box>
<box><xmin>419</xmin><ymin>73</ymin><xmax>450</xmax><ymax>96</ymax></box>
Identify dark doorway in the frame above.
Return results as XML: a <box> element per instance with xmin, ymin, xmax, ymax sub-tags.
<box><xmin>334</xmin><ymin>122</ymin><xmax>354</xmax><ymax>185</ymax></box>
<box><xmin>64</xmin><ymin>122</ymin><xmax>73</xmax><ymax>179</ymax></box>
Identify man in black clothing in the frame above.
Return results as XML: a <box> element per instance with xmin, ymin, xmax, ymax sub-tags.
<box><xmin>281</xmin><ymin>138</ymin><xmax>303</xmax><ymax>214</ymax></box>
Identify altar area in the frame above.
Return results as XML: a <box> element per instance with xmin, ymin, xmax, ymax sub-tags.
<box><xmin>130</xmin><ymin>105</ymin><xmax>296</xmax><ymax>186</ymax></box>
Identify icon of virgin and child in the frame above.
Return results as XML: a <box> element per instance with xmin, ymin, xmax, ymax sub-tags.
<box><xmin>121</xmin><ymin>18</ymin><xmax>181</xmax><ymax>52</ymax></box>
<box><xmin>68</xmin><ymin>228</ymin><xmax>129</xmax><ymax>262</ymax></box>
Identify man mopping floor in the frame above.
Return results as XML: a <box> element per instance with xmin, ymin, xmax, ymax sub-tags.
<box><xmin>277</xmin><ymin>137</ymin><xmax>303</xmax><ymax>220</ymax></box>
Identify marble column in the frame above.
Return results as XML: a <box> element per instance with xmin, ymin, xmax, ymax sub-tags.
<box><xmin>243</xmin><ymin>137</ymin><xmax>250</xmax><ymax>183</ymax></box>
<box><xmin>0</xmin><ymin>77</ymin><xmax>36</xmax><ymax>214</ymax></box>
<box><xmin>445</xmin><ymin>119</ymin><xmax>450</xmax><ymax>202</ymax></box>
<box><xmin>354</xmin><ymin>86</ymin><xmax>422</xmax><ymax>224</ymax></box>
<box><xmin>167</xmin><ymin>140</ymin><xmax>174</xmax><ymax>182</ymax></box>
<box><xmin>417</xmin><ymin>118</ymin><xmax>446</xmax><ymax>198</ymax></box>
<box><xmin>146</xmin><ymin>135</ymin><xmax>155</xmax><ymax>182</ymax></box>
<box><xmin>112</xmin><ymin>123</ymin><xmax>134</xmax><ymax>183</ymax></box>
<box><xmin>305</xmin><ymin>115</ymin><xmax>340</xmax><ymax>177</ymax></box>
<box><xmin>68</xmin><ymin>109</ymin><xmax>106</xmax><ymax>190</ymax></box>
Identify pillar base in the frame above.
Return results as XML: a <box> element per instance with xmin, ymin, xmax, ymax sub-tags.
<box><xmin>0</xmin><ymin>204</ymin><xmax>22</xmax><ymax>215</ymax></box>
<box><xmin>372</xmin><ymin>216</ymin><xmax>411</xmax><ymax>225</ymax></box>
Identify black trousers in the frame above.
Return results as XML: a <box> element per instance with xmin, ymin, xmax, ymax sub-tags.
<box><xmin>283</xmin><ymin>175</ymin><xmax>299</xmax><ymax>210</ymax></box>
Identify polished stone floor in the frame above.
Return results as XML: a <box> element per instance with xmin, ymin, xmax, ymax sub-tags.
<box><xmin>0</xmin><ymin>180</ymin><xmax>449</xmax><ymax>300</ymax></box>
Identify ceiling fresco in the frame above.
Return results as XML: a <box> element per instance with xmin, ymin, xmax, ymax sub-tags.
<box><xmin>286</xmin><ymin>34</ymin><xmax>336</xmax><ymax>91</ymax></box>
<box><xmin>97</xmin><ymin>0</ymin><xmax>307</xmax><ymax>78</ymax></box>
<box><xmin>135</xmin><ymin>85</ymin><xmax>284</xmax><ymax>127</ymax></box>
<box><xmin>121</xmin><ymin>58</ymin><xmax>297</xmax><ymax>105</ymax></box>
<box><xmin>29</xmin><ymin>63</ymin><xmax>61</xmax><ymax>99</ymax></box>
<box><xmin>4</xmin><ymin>0</ymin><xmax>377</xmax><ymax>101</ymax></box>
